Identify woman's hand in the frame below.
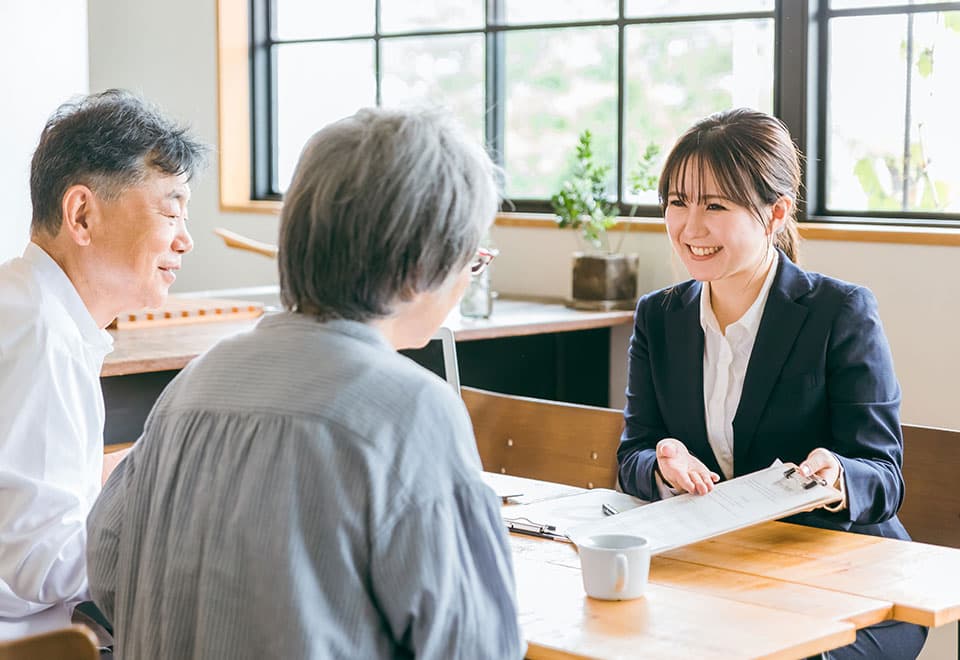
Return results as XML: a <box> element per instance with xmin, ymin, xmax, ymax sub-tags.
<box><xmin>656</xmin><ymin>438</ymin><xmax>720</xmax><ymax>495</ymax></box>
<box><xmin>797</xmin><ymin>447</ymin><xmax>841</xmax><ymax>489</ymax></box>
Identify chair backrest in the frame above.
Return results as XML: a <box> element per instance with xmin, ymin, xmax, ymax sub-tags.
<box><xmin>900</xmin><ymin>423</ymin><xmax>960</xmax><ymax>548</ymax></box>
<box><xmin>0</xmin><ymin>625</ymin><xmax>99</xmax><ymax>660</ymax></box>
<box><xmin>461</xmin><ymin>386</ymin><xmax>624</xmax><ymax>489</ymax></box>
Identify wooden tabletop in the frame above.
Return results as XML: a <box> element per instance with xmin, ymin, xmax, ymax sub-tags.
<box><xmin>515</xmin><ymin>556</ymin><xmax>855</xmax><ymax>660</ymax></box>
<box><xmin>510</xmin><ymin>534</ymin><xmax>891</xmax><ymax>630</ymax></box>
<box><xmin>102</xmin><ymin>298</ymin><xmax>634</xmax><ymax>377</ymax></box>
<box><xmin>499</xmin><ymin>472</ymin><xmax>960</xmax><ymax>659</ymax></box>
<box><xmin>499</xmin><ymin>476</ymin><xmax>866</xmax><ymax>659</ymax></box>
<box><xmin>662</xmin><ymin>521</ymin><xmax>960</xmax><ymax>628</ymax></box>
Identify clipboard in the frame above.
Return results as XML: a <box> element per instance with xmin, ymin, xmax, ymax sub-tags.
<box><xmin>502</xmin><ymin>489</ymin><xmax>648</xmax><ymax>541</ymax></box>
<box><xmin>567</xmin><ymin>462</ymin><xmax>842</xmax><ymax>554</ymax></box>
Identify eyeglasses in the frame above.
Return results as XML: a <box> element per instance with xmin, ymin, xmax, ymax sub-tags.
<box><xmin>470</xmin><ymin>246</ymin><xmax>499</xmax><ymax>276</ymax></box>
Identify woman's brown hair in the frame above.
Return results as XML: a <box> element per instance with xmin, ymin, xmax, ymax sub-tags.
<box><xmin>657</xmin><ymin>108</ymin><xmax>802</xmax><ymax>262</ymax></box>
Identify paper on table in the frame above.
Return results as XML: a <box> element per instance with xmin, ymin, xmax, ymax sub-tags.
<box><xmin>567</xmin><ymin>462</ymin><xmax>842</xmax><ymax>554</ymax></box>
<box><xmin>502</xmin><ymin>488</ymin><xmax>647</xmax><ymax>540</ymax></box>
<box><xmin>482</xmin><ymin>471</ymin><xmax>584</xmax><ymax>505</ymax></box>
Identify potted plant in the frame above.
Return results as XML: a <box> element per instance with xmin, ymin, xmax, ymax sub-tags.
<box><xmin>551</xmin><ymin>130</ymin><xmax>659</xmax><ymax>310</ymax></box>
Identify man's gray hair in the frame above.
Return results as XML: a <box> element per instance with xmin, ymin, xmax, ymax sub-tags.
<box><xmin>279</xmin><ymin>107</ymin><xmax>501</xmax><ymax>321</ymax></box>
<box><xmin>30</xmin><ymin>89</ymin><xmax>208</xmax><ymax>236</ymax></box>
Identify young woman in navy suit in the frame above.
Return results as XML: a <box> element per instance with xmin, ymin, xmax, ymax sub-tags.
<box><xmin>617</xmin><ymin>108</ymin><xmax>926</xmax><ymax>659</ymax></box>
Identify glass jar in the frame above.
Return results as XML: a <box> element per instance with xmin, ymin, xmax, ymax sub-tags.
<box><xmin>460</xmin><ymin>267</ymin><xmax>493</xmax><ymax>319</ymax></box>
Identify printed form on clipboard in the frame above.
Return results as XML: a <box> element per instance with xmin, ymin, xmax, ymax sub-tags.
<box><xmin>566</xmin><ymin>462</ymin><xmax>842</xmax><ymax>554</ymax></box>
<box><xmin>502</xmin><ymin>489</ymin><xmax>648</xmax><ymax>541</ymax></box>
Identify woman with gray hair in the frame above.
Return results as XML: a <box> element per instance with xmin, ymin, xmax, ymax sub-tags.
<box><xmin>86</xmin><ymin>107</ymin><xmax>525</xmax><ymax>659</ymax></box>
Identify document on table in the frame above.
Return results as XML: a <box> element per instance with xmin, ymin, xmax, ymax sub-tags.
<box><xmin>567</xmin><ymin>462</ymin><xmax>842</xmax><ymax>554</ymax></box>
<box><xmin>481</xmin><ymin>471</ymin><xmax>584</xmax><ymax>505</ymax></box>
<box><xmin>501</xmin><ymin>488</ymin><xmax>648</xmax><ymax>541</ymax></box>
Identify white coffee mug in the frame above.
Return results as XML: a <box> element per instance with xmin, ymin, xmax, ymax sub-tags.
<box><xmin>574</xmin><ymin>533</ymin><xmax>650</xmax><ymax>600</ymax></box>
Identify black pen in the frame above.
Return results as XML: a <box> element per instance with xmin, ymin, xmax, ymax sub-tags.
<box><xmin>601</xmin><ymin>503</ymin><xmax>619</xmax><ymax>517</ymax></box>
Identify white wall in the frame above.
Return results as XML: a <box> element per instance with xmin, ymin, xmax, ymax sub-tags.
<box><xmin>0</xmin><ymin>0</ymin><xmax>89</xmax><ymax>263</ymax></box>
<box><xmin>87</xmin><ymin>0</ymin><xmax>960</xmax><ymax>431</ymax></box>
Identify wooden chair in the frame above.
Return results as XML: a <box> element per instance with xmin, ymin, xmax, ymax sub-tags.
<box><xmin>0</xmin><ymin>625</ymin><xmax>99</xmax><ymax>660</ymax></box>
<box><xmin>461</xmin><ymin>386</ymin><xmax>624</xmax><ymax>489</ymax></box>
<box><xmin>900</xmin><ymin>423</ymin><xmax>960</xmax><ymax>549</ymax></box>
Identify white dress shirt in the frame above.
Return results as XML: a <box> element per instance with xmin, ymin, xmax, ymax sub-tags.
<box><xmin>700</xmin><ymin>252</ymin><xmax>780</xmax><ymax>480</ymax></box>
<box><xmin>0</xmin><ymin>243</ymin><xmax>113</xmax><ymax>640</ymax></box>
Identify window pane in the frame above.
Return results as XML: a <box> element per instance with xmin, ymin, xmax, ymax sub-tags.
<box><xmin>504</xmin><ymin>27</ymin><xmax>618</xmax><ymax>199</ymax></box>
<box><xmin>380</xmin><ymin>35</ymin><xmax>485</xmax><ymax>140</ymax></box>
<box><xmin>830</xmin><ymin>1</ymin><xmax>948</xmax><ymax>9</ymax></box>
<box><xmin>275</xmin><ymin>42</ymin><xmax>376</xmax><ymax>191</ymax></box>
<box><xmin>623</xmin><ymin>19</ymin><xmax>774</xmax><ymax>203</ymax></box>
<box><xmin>625</xmin><ymin>0</ymin><xmax>773</xmax><ymax>18</ymax></box>
<box><xmin>502</xmin><ymin>0</ymin><xmax>617</xmax><ymax>25</ymax></box>
<box><xmin>381</xmin><ymin>1</ymin><xmax>482</xmax><ymax>32</ymax></box>
<box><xmin>274</xmin><ymin>0</ymin><xmax>374</xmax><ymax>40</ymax></box>
<box><xmin>827</xmin><ymin>12</ymin><xmax>960</xmax><ymax>213</ymax></box>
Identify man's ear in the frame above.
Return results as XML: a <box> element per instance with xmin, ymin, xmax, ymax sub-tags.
<box><xmin>767</xmin><ymin>196</ymin><xmax>793</xmax><ymax>235</ymax></box>
<box><xmin>60</xmin><ymin>185</ymin><xmax>96</xmax><ymax>246</ymax></box>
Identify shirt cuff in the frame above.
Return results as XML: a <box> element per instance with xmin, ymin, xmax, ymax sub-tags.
<box><xmin>821</xmin><ymin>461</ymin><xmax>848</xmax><ymax>512</ymax></box>
<box><xmin>654</xmin><ymin>470</ymin><xmax>681</xmax><ymax>500</ymax></box>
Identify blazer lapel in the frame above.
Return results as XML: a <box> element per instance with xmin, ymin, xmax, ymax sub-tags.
<box><xmin>733</xmin><ymin>257</ymin><xmax>811</xmax><ymax>471</ymax></box>
<box><xmin>665</xmin><ymin>283</ymin><xmax>723</xmax><ymax>477</ymax></box>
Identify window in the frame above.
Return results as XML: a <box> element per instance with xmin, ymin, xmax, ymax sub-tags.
<box><xmin>249</xmin><ymin>1</ymin><xmax>960</xmax><ymax>226</ymax></box>
<box><xmin>819</xmin><ymin>1</ymin><xmax>960</xmax><ymax>220</ymax></box>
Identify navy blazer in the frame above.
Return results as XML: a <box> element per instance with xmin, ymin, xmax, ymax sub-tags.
<box><xmin>617</xmin><ymin>252</ymin><xmax>910</xmax><ymax>540</ymax></box>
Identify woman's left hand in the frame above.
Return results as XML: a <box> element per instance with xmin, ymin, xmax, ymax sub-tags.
<box><xmin>797</xmin><ymin>447</ymin><xmax>841</xmax><ymax>489</ymax></box>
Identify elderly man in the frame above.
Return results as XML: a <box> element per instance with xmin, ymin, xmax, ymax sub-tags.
<box><xmin>87</xmin><ymin>107</ymin><xmax>525</xmax><ymax>659</ymax></box>
<box><xmin>0</xmin><ymin>89</ymin><xmax>207</xmax><ymax>640</ymax></box>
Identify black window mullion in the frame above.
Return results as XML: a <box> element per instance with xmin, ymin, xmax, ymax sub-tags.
<box><xmin>901</xmin><ymin>12</ymin><xmax>915</xmax><ymax>212</ymax></box>
<box><xmin>814</xmin><ymin>0</ymin><xmax>829</xmax><ymax>218</ymax></box>
<box><xmin>485</xmin><ymin>0</ymin><xmax>505</xmax><ymax>169</ymax></box>
<box><xmin>776</xmin><ymin>0</ymin><xmax>814</xmax><ymax>221</ymax></box>
<box><xmin>616</xmin><ymin>0</ymin><xmax>625</xmax><ymax>205</ymax></box>
<box><xmin>251</xmin><ymin>0</ymin><xmax>275</xmax><ymax>199</ymax></box>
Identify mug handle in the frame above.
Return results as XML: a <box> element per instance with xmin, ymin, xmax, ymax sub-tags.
<box><xmin>614</xmin><ymin>554</ymin><xmax>628</xmax><ymax>592</ymax></box>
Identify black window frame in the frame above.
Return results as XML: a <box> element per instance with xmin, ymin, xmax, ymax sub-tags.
<box><xmin>250</xmin><ymin>0</ymin><xmax>960</xmax><ymax>227</ymax></box>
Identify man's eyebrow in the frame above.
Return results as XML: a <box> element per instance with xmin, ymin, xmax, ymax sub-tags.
<box><xmin>165</xmin><ymin>189</ymin><xmax>189</xmax><ymax>201</ymax></box>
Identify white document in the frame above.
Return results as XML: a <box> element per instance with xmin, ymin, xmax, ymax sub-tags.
<box><xmin>502</xmin><ymin>488</ymin><xmax>647</xmax><ymax>540</ymax></box>
<box><xmin>481</xmin><ymin>471</ymin><xmax>584</xmax><ymax>505</ymax></box>
<box><xmin>567</xmin><ymin>462</ymin><xmax>842</xmax><ymax>554</ymax></box>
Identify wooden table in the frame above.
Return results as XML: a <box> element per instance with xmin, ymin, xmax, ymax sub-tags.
<box><xmin>103</xmin><ymin>298</ymin><xmax>633</xmax><ymax>377</ymax></box>
<box><xmin>495</xmin><ymin>473</ymin><xmax>960</xmax><ymax>659</ymax></box>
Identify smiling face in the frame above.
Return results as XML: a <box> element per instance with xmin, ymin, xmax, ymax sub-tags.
<box><xmin>86</xmin><ymin>170</ymin><xmax>193</xmax><ymax>313</ymax></box>
<box><xmin>664</xmin><ymin>159</ymin><xmax>777</xmax><ymax>291</ymax></box>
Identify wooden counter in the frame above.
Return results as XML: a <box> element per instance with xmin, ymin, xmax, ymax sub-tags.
<box><xmin>102</xmin><ymin>298</ymin><xmax>634</xmax><ymax>377</ymax></box>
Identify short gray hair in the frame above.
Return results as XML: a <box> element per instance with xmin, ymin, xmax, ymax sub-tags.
<box><xmin>279</xmin><ymin>107</ymin><xmax>500</xmax><ymax>321</ymax></box>
<box><xmin>31</xmin><ymin>89</ymin><xmax>208</xmax><ymax>236</ymax></box>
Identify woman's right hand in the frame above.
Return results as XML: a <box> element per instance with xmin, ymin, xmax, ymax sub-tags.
<box><xmin>656</xmin><ymin>438</ymin><xmax>720</xmax><ymax>495</ymax></box>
